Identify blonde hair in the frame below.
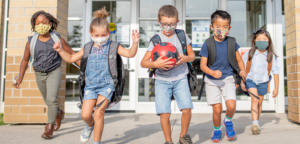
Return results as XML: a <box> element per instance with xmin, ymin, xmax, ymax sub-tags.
<box><xmin>90</xmin><ymin>7</ymin><xmax>110</xmax><ymax>32</ymax></box>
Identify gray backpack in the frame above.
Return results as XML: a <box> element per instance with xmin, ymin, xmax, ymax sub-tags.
<box><xmin>78</xmin><ymin>41</ymin><xmax>125</xmax><ymax>108</ymax></box>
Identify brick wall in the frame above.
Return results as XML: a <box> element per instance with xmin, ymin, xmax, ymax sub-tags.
<box><xmin>285</xmin><ymin>0</ymin><xmax>300</xmax><ymax>123</ymax></box>
<box><xmin>3</xmin><ymin>0</ymin><xmax>68</xmax><ymax>123</ymax></box>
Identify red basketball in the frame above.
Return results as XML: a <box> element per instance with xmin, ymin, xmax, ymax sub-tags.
<box><xmin>151</xmin><ymin>42</ymin><xmax>178</xmax><ymax>70</ymax></box>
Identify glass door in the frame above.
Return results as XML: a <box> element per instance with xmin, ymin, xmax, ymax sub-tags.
<box><xmin>85</xmin><ymin>0</ymin><xmax>136</xmax><ymax>111</ymax></box>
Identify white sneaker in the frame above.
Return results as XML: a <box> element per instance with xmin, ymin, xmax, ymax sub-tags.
<box><xmin>251</xmin><ymin>123</ymin><xmax>260</xmax><ymax>135</ymax></box>
<box><xmin>80</xmin><ymin>124</ymin><xmax>94</xmax><ymax>143</ymax></box>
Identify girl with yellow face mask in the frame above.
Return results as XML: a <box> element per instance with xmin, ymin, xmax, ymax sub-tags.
<box><xmin>12</xmin><ymin>11</ymin><xmax>80</xmax><ymax>139</ymax></box>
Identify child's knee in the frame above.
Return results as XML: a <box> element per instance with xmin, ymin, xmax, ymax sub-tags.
<box><xmin>182</xmin><ymin>108</ymin><xmax>191</xmax><ymax>114</ymax></box>
<box><xmin>81</xmin><ymin>113</ymin><xmax>91</xmax><ymax>120</ymax></box>
<box><xmin>160</xmin><ymin>113</ymin><xmax>170</xmax><ymax>119</ymax></box>
<box><xmin>94</xmin><ymin>109</ymin><xmax>105</xmax><ymax>121</ymax></box>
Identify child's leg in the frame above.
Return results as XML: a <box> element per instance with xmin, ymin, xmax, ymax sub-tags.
<box><xmin>257</xmin><ymin>94</ymin><xmax>264</xmax><ymax>120</ymax></box>
<box><xmin>81</xmin><ymin>99</ymin><xmax>97</xmax><ymax>127</ymax></box>
<box><xmin>212</xmin><ymin>103</ymin><xmax>223</xmax><ymax>128</ymax></box>
<box><xmin>180</xmin><ymin>109</ymin><xmax>191</xmax><ymax>137</ymax></box>
<box><xmin>93</xmin><ymin>95</ymin><xmax>109</xmax><ymax>142</ymax></box>
<box><xmin>225</xmin><ymin>100</ymin><xmax>236</xmax><ymax>119</ymax></box>
<box><xmin>160</xmin><ymin>113</ymin><xmax>172</xmax><ymax>142</ymax></box>
<box><xmin>249</xmin><ymin>88</ymin><xmax>259</xmax><ymax>121</ymax></box>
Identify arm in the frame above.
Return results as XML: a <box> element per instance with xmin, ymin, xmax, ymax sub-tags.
<box><xmin>53</xmin><ymin>42</ymin><xmax>84</xmax><ymax>63</ymax></box>
<box><xmin>200</xmin><ymin>57</ymin><xmax>222</xmax><ymax>79</ymax></box>
<box><xmin>140</xmin><ymin>51</ymin><xmax>173</xmax><ymax>70</ymax></box>
<box><xmin>117</xmin><ymin>29</ymin><xmax>140</xmax><ymax>58</ymax></box>
<box><xmin>272</xmin><ymin>74</ymin><xmax>279</xmax><ymax>98</ymax></box>
<box><xmin>59</xmin><ymin>38</ymin><xmax>81</xmax><ymax>66</ymax></box>
<box><xmin>12</xmin><ymin>42</ymin><xmax>31</xmax><ymax>88</ymax></box>
<box><xmin>236</xmin><ymin>51</ymin><xmax>246</xmax><ymax>79</ymax></box>
<box><xmin>175</xmin><ymin>44</ymin><xmax>195</xmax><ymax>66</ymax></box>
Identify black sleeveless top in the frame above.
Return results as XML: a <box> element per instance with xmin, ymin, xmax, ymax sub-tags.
<box><xmin>28</xmin><ymin>34</ymin><xmax>62</xmax><ymax>72</ymax></box>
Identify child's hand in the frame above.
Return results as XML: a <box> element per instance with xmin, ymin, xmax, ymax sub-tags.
<box><xmin>132</xmin><ymin>29</ymin><xmax>140</xmax><ymax>44</ymax></box>
<box><xmin>272</xmin><ymin>88</ymin><xmax>278</xmax><ymax>98</ymax></box>
<box><xmin>239</xmin><ymin>70</ymin><xmax>247</xmax><ymax>79</ymax></box>
<box><xmin>175</xmin><ymin>53</ymin><xmax>187</xmax><ymax>67</ymax></box>
<box><xmin>211</xmin><ymin>70</ymin><xmax>222</xmax><ymax>79</ymax></box>
<box><xmin>53</xmin><ymin>42</ymin><xmax>63</xmax><ymax>52</ymax></box>
<box><xmin>154</xmin><ymin>55</ymin><xmax>174</xmax><ymax>70</ymax></box>
<box><xmin>12</xmin><ymin>78</ymin><xmax>22</xmax><ymax>89</ymax></box>
<box><xmin>241</xmin><ymin>81</ymin><xmax>247</xmax><ymax>91</ymax></box>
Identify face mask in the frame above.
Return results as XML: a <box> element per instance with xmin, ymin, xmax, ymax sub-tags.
<box><xmin>159</xmin><ymin>24</ymin><xmax>176</xmax><ymax>36</ymax></box>
<box><xmin>213</xmin><ymin>29</ymin><xmax>229</xmax><ymax>39</ymax></box>
<box><xmin>91</xmin><ymin>35</ymin><xmax>109</xmax><ymax>47</ymax></box>
<box><xmin>35</xmin><ymin>23</ymin><xmax>51</xmax><ymax>35</ymax></box>
<box><xmin>255</xmin><ymin>41</ymin><xmax>269</xmax><ymax>51</ymax></box>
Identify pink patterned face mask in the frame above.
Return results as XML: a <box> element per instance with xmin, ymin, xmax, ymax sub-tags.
<box><xmin>213</xmin><ymin>29</ymin><xmax>229</xmax><ymax>39</ymax></box>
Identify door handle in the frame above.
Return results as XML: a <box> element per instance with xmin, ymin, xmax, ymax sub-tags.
<box><xmin>127</xmin><ymin>69</ymin><xmax>135</xmax><ymax>72</ymax></box>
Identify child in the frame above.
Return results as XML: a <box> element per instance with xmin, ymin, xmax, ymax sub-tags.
<box><xmin>53</xmin><ymin>7</ymin><xmax>140</xmax><ymax>144</ymax></box>
<box><xmin>199</xmin><ymin>10</ymin><xmax>246</xmax><ymax>142</ymax></box>
<box><xmin>140</xmin><ymin>5</ymin><xmax>195</xmax><ymax>144</ymax></box>
<box><xmin>241</xmin><ymin>29</ymin><xmax>280</xmax><ymax>134</ymax></box>
<box><xmin>12</xmin><ymin>11</ymin><xmax>79</xmax><ymax>139</ymax></box>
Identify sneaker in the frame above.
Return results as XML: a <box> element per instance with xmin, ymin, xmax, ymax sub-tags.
<box><xmin>164</xmin><ymin>142</ymin><xmax>174</xmax><ymax>144</ymax></box>
<box><xmin>80</xmin><ymin>124</ymin><xmax>94</xmax><ymax>143</ymax></box>
<box><xmin>223</xmin><ymin>119</ymin><xmax>236</xmax><ymax>140</ymax></box>
<box><xmin>179</xmin><ymin>134</ymin><xmax>193</xmax><ymax>144</ymax></box>
<box><xmin>251</xmin><ymin>123</ymin><xmax>260</xmax><ymax>135</ymax></box>
<box><xmin>211</xmin><ymin>130</ymin><xmax>222</xmax><ymax>143</ymax></box>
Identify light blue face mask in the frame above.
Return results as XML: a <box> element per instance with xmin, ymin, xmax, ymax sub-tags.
<box><xmin>255</xmin><ymin>41</ymin><xmax>269</xmax><ymax>50</ymax></box>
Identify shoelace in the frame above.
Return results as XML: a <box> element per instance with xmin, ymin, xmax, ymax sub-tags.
<box><xmin>225</xmin><ymin>122</ymin><xmax>234</xmax><ymax>131</ymax></box>
<box><xmin>213</xmin><ymin>131</ymin><xmax>222</xmax><ymax>138</ymax></box>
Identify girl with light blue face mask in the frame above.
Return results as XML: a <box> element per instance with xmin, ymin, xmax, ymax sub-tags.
<box><xmin>240</xmin><ymin>29</ymin><xmax>280</xmax><ymax>135</ymax></box>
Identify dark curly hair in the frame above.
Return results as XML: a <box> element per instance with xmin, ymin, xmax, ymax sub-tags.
<box><xmin>31</xmin><ymin>11</ymin><xmax>59</xmax><ymax>32</ymax></box>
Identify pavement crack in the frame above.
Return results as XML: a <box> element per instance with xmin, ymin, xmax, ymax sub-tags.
<box><xmin>171</xmin><ymin>114</ymin><xmax>179</xmax><ymax>134</ymax></box>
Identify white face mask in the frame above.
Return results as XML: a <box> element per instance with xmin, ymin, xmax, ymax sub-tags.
<box><xmin>91</xmin><ymin>35</ymin><xmax>109</xmax><ymax>47</ymax></box>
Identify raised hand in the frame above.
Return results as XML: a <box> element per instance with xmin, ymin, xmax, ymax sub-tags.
<box><xmin>132</xmin><ymin>29</ymin><xmax>140</xmax><ymax>44</ymax></box>
<box><xmin>53</xmin><ymin>42</ymin><xmax>62</xmax><ymax>52</ymax></box>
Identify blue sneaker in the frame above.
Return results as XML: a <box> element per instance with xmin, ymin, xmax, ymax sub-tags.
<box><xmin>211</xmin><ymin>130</ymin><xmax>222</xmax><ymax>142</ymax></box>
<box><xmin>223</xmin><ymin>119</ymin><xmax>236</xmax><ymax>140</ymax></box>
<box><xmin>80</xmin><ymin>124</ymin><xmax>94</xmax><ymax>142</ymax></box>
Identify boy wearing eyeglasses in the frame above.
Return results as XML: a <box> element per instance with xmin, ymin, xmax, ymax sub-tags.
<box><xmin>140</xmin><ymin>5</ymin><xmax>195</xmax><ymax>144</ymax></box>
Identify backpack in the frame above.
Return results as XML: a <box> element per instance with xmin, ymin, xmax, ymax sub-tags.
<box><xmin>242</xmin><ymin>54</ymin><xmax>273</xmax><ymax>96</ymax></box>
<box><xmin>148</xmin><ymin>29</ymin><xmax>198</xmax><ymax>93</ymax></box>
<box><xmin>78</xmin><ymin>41</ymin><xmax>125</xmax><ymax>108</ymax></box>
<box><xmin>13</xmin><ymin>31</ymin><xmax>67</xmax><ymax>84</ymax></box>
<box><xmin>198</xmin><ymin>36</ymin><xmax>241</xmax><ymax>100</ymax></box>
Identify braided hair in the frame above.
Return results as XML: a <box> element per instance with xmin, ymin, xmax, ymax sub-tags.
<box><xmin>31</xmin><ymin>11</ymin><xmax>59</xmax><ymax>32</ymax></box>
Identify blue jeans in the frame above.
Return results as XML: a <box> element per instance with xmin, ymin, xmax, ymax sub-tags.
<box><xmin>246</xmin><ymin>79</ymin><xmax>268</xmax><ymax>96</ymax></box>
<box><xmin>155</xmin><ymin>77</ymin><xmax>193</xmax><ymax>115</ymax></box>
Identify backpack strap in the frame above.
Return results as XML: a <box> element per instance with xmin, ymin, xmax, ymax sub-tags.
<box><xmin>108</xmin><ymin>41</ymin><xmax>120</xmax><ymax>87</ymax></box>
<box><xmin>227</xmin><ymin>36</ymin><xmax>240</xmax><ymax>73</ymax></box>
<box><xmin>151</xmin><ymin>34</ymin><xmax>161</xmax><ymax>46</ymax></box>
<box><xmin>175</xmin><ymin>29</ymin><xmax>187</xmax><ymax>55</ymax></box>
<box><xmin>29</xmin><ymin>32</ymin><xmax>39</xmax><ymax>63</ymax></box>
<box><xmin>206</xmin><ymin>36</ymin><xmax>216</xmax><ymax>67</ymax></box>
<box><xmin>80</xmin><ymin>41</ymin><xmax>94</xmax><ymax>75</ymax></box>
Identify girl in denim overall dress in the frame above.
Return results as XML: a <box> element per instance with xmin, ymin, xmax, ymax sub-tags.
<box><xmin>53</xmin><ymin>7</ymin><xmax>140</xmax><ymax>144</ymax></box>
<box><xmin>241</xmin><ymin>29</ymin><xmax>280</xmax><ymax>135</ymax></box>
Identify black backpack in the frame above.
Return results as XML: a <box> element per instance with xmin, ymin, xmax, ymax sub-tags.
<box><xmin>198</xmin><ymin>36</ymin><xmax>241</xmax><ymax>100</ymax></box>
<box><xmin>148</xmin><ymin>29</ymin><xmax>198</xmax><ymax>93</ymax></box>
<box><xmin>78</xmin><ymin>41</ymin><xmax>125</xmax><ymax>108</ymax></box>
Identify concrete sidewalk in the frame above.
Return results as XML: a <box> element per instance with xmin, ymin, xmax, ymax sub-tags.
<box><xmin>0</xmin><ymin>113</ymin><xmax>299</xmax><ymax>144</ymax></box>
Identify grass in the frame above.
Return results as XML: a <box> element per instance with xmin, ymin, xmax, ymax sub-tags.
<box><xmin>0</xmin><ymin>113</ymin><xmax>7</xmax><ymax>126</ymax></box>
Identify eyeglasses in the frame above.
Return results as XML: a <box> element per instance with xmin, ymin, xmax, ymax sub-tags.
<box><xmin>159</xmin><ymin>21</ymin><xmax>178</xmax><ymax>29</ymax></box>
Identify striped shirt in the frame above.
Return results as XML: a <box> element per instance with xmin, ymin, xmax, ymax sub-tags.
<box><xmin>242</xmin><ymin>50</ymin><xmax>280</xmax><ymax>84</ymax></box>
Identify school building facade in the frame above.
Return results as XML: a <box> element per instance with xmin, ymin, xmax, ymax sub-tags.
<box><xmin>0</xmin><ymin>0</ymin><xmax>298</xmax><ymax>123</ymax></box>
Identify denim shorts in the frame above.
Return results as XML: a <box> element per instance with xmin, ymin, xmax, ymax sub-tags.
<box><xmin>83</xmin><ymin>78</ymin><xmax>115</xmax><ymax>102</ymax></box>
<box><xmin>245</xmin><ymin>79</ymin><xmax>268</xmax><ymax>96</ymax></box>
<box><xmin>155</xmin><ymin>77</ymin><xmax>193</xmax><ymax>115</ymax></box>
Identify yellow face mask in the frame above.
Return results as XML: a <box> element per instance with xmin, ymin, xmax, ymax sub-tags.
<box><xmin>35</xmin><ymin>23</ymin><xmax>51</xmax><ymax>35</ymax></box>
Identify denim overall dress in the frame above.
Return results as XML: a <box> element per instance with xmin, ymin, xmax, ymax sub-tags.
<box><xmin>83</xmin><ymin>40</ymin><xmax>115</xmax><ymax>101</ymax></box>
